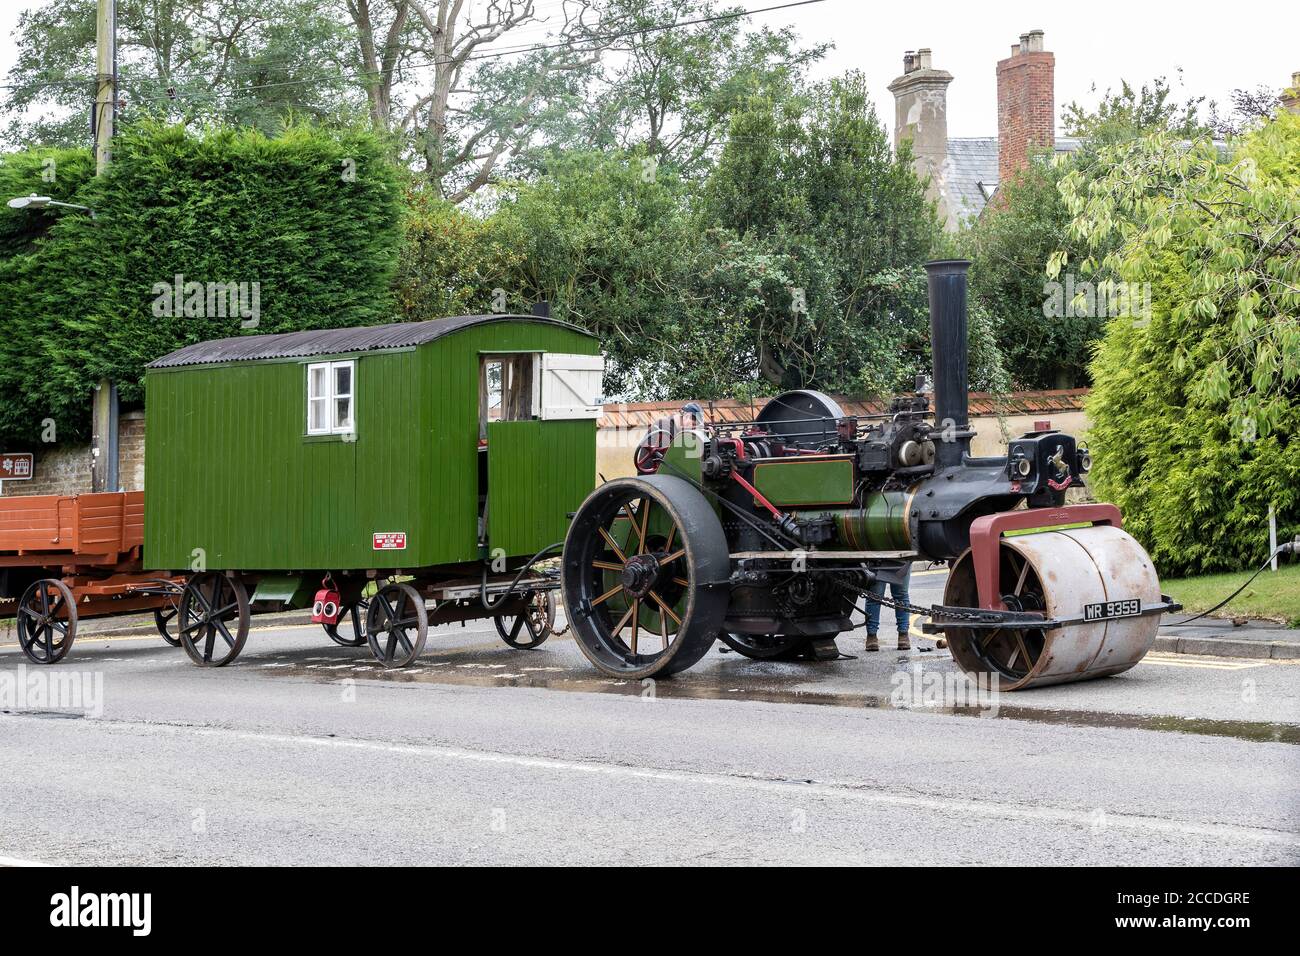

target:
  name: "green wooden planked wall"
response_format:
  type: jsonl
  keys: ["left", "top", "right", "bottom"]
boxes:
{"left": 144, "top": 319, "right": 599, "bottom": 573}
{"left": 487, "top": 419, "right": 595, "bottom": 557}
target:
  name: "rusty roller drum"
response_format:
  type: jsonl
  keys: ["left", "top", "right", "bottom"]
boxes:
{"left": 943, "top": 525, "right": 1162, "bottom": 690}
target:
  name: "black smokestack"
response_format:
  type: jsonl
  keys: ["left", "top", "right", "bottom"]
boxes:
{"left": 925, "top": 259, "right": 971, "bottom": 469}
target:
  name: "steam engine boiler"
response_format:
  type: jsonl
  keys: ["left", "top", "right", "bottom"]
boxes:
{"left": 561, "top": 260, "right": 1178, "bottom": 688}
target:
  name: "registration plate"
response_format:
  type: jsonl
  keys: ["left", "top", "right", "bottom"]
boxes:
{"left": 1083, "top": 598, "right": 1141, "bottom": 621}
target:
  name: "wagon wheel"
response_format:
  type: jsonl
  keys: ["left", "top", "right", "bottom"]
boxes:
{"left": 16, "top": 578, "right": 77, "bottom": 665}
{"left": 178, "top": 572, "right": 251, "bottom": 667}
{"left": 718, "top": 632, "right": 811, "bottom": 660}
{"left": 945, "top": 544, "right": 1047, "bottom": 683}
{"left": 324, "top": 599, "right": 370, "bottom": 647}
{"left": 154, "top": 592, "right": 182, "bottom": 647}
{"left": 562, "top": 475, "right": 730, "bottom": 679}
{"left": 365, "top": 583, "right": 428, "bottom": 669}
{"left": 494, "top": 589, "right": 556, "bottom": 649}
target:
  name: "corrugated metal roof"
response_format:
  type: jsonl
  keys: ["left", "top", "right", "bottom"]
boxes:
{"left": 598, "top": 389, "right": 1089, "bottom": 430}
{"left": 148, "top": 314, "right": 591, "bottom": 369}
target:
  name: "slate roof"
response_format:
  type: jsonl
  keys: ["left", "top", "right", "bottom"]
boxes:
{"left": 598, "top": 389, "right": 1089, "bottom": 430}
{"left": 148, "top": 314, "right": 589, "bottom": 369}
{"left": 942, "top": 137, "right": 1082, "bottom": 226}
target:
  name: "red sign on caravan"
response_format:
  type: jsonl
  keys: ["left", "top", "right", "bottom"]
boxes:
{"left": 372, "top": 532, "right": 407, "bottom": 551}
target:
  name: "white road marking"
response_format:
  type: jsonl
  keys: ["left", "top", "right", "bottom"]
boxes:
{"left": 25, "top": 715, "right": 1298, "bottom": 850}
{"left": 0, "top": 854, "right": 49, "bottom": 867}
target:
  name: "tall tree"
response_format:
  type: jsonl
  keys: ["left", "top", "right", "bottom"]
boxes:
{"left": 2, "top": 0, "right": 361, "bottom": 146}
{"left": 965, "top": 74, "right": 1218, "bottom": 389}
{"left": 331, "top": 0, "right": 620, "bottom": 200}
{"left": 697, "top": 73, "right": 949, "bottom": 393}
{"left": 1061, "top": 73, "right": 1211, "bottom": 144}
{"left": 573, "top": 0, "right": 826, "bottom": 177}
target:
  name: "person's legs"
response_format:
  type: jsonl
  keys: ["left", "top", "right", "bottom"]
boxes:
{"left": 892, "top": 576, "right": 912, "bottom": 650}
{"left": 864, "top": 578, "right": 884, "bottom": 651}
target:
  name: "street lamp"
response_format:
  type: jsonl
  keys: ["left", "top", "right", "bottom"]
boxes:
{"left": 6, "top": 193, "right": 96, "bottom": 218}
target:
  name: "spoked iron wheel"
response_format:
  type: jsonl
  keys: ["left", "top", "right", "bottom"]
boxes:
{"left": 154, "top": 591, "right": 182, "bottom": 647}
{"left": 494, "top": 589, "right": 556, "bottom": 649}
{"left": 178, "top": 572, "right": 251, "bottom": 667}
{"left": 324, "top": 599, "right": 370, "bottom": 647}
{"left": 16, "top": 578, "right": 77, "bottom": 665}
{"left": 562, "top": 475, "right": 730, "bottom": 679}
{"left": 365, "top": 583, "right": 428, "bottom": 668}
{"left": 718, "top": 632, "right": 810, "bottom": 660}
{"left": 944, "top": 543, "right": 1047, "bottom": 684}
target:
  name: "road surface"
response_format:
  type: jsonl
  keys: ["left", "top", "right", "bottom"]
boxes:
{"left": 1, "top": 567, "right": 1297, "bottom": 865}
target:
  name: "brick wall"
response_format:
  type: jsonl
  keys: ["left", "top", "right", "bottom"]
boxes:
{"left": 2, "top": 410, "right": 146, "bottom": 498}
{"left": 996, "top": 30, "right": 1054, "bottom": 185}
{"left": 118, "top": 412, "right": 146, "bottom": 492}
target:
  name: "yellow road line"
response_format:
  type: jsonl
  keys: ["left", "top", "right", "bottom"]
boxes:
{"left": 1141, "top": 653, "right": 1273, "bottom": 670}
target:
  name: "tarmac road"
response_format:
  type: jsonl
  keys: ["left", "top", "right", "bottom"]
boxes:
{"left": 0, "top": 566, "right": 1297, "bottom": 866}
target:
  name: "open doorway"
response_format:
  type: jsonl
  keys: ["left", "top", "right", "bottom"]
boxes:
{"left": 478, "top": 354, "right": 538, "bottom": 546}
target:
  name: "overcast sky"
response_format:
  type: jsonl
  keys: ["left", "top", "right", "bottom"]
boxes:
{"left": 0, "top": 0, "right": 1294, "bottom": 140}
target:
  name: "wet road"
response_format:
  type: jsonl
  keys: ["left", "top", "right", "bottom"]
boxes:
{"left": 1, "top": 567, "right": 1297, "bottom": 865}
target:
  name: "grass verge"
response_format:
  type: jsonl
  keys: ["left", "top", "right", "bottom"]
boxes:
{"left": 1161, "top": 563, "right": 1300, "bottom": 627}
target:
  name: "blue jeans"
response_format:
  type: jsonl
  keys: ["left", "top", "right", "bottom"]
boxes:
{"left": 865, "top": 573, "right": 910, "bottom": 636}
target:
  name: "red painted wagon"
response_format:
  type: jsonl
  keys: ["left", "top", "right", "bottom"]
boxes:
{"left": 0, "top": 491, "right": 184, "bottom": 664}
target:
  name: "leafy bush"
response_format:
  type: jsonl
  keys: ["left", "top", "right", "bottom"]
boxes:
{"left": 1062, "top": 113, "right": 1300, "bottom": 574}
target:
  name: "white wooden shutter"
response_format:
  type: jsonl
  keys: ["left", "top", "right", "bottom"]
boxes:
{"left": 540, "top": 353, "right": 604, "bottom": 420}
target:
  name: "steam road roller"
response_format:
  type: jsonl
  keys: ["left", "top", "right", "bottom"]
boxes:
{"left": 561, "top": 260, "right": 1180, "bottom": 688}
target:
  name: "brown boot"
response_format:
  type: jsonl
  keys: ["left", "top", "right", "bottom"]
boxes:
{"left": 896, "top": 631, "right": 911, "bottom": 651}
{"left": 865, "top": 633, "right": 880, "bottom": 652}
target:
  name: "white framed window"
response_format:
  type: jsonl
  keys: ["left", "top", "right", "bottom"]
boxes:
{"left": 307, "top": 360, "right": 356, "bottom": 435}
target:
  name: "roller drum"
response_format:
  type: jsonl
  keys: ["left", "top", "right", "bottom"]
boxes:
{"left": 944, "top": 524, "right": 1162, "bottom": 690}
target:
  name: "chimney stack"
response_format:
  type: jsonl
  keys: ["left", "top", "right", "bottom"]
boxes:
{"left": 1282, "top": 71, "right": 1300, "bottom": 114}
{"left": 996, "top": 29, "right": 1054, "bottom": 186}
{"left": 888, "top": 47, "right": 954, "bottom": 228}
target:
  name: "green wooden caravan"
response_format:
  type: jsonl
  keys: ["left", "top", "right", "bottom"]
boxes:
{"left": 144, "top": 314, "right": 603, "bottom": 668}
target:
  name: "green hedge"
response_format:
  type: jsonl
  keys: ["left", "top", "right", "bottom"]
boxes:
{"left": 0, "top": 122, "right": 402, "bottom": 445}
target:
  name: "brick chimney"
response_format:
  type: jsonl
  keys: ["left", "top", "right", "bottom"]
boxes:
{"left": 996, "top": 30, "right": 1054, "bottom": 185}
{"left": 1282, "top": 71, "right": 1300, "bottom": 114}
{"left": 888, "top": 48, "right": 954, "bottom": 227}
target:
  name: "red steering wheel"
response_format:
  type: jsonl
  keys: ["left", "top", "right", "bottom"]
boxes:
{"left": 634, "top": 427, "right": 675, "bottom": 474}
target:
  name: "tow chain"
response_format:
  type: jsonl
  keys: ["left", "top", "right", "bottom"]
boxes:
{"left": 829, "top": 568, "right": 997, "bottom": 626}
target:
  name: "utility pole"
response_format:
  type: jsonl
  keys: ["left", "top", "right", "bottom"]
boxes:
{"left": 94, "top": 0, "right": 115, "bottom": 173}
{"left": 90, "top": 0, "right": 117, "bottom": 490}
